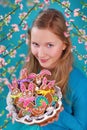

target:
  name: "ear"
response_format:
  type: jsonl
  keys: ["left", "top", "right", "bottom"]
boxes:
{"left": 62, "top": 44, "right": 66, "bottom": 50}
{"left": 20, "top": 83, "right": 26, "bottom": 92}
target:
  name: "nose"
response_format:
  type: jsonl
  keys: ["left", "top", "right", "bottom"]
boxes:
{"left": 38, "top": 47, "right": 46, "bottom": 58}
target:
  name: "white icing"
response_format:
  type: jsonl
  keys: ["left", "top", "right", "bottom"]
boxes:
{"left": 6, "top": 92, "right": 62, "bottom": 125}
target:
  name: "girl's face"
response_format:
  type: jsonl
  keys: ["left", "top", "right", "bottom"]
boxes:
{"left": 31, "top": 27, "right": 66, "bottom": 69}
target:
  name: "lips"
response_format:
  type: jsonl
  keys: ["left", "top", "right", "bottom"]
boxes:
{"left": 39, "top": 59, "right": 48, "bottom": 63}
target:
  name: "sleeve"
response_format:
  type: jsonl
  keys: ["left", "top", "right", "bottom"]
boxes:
{"left": 57, "top": 78, "right": 87, "bottom": 130}
{"left": 20, "top": 124, "right": 41, "bottom": 130}
{"left": 4, "top": 122, "right": 41, "bottom": 130}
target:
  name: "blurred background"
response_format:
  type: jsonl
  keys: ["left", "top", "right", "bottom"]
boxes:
{"left": 0, "top": 0, "right": 87, "bottom": 129}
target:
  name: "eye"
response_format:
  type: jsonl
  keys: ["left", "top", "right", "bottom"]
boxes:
{"left": 31, "top": 42, "right": 39, "bottom": 47}
{"left": 47, "top": 43, "right": 54, "bottom": 48}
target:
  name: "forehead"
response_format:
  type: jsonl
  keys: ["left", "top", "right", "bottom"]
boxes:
{"left": 31, "top": 27, "right": 60, "bottom": 43}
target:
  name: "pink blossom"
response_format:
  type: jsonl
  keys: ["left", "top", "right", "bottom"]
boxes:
{"left": 0, "top": 78, "right": 9, "bottom": 85}
{"left": 65, "top": 21, "right": 70, "bottom": 26}
{"left": 62, "top": 1, "right": 70, "bottom": 7}
{"left": 73, "top": 8, "right": 80, "bottom": 17}
{"left": 64, "top": 31, "right": 70, "bottom": 37}
{"left": 22, "top": 22, "right": 28, "bottom": 30}
{"left": 85, "top": 42, "right": 87, "bottom": 46}
{"left": 38, "top": 3, "right": 44, "bottom": 9}
{"left": 44, "top": 0, "right": 50, "bottom": 4}
{"left": 70, "top": 19, "right": 74, "bottom": 22}
{"left": 83, "top": 55, "right": 87, "bottom": 61}
{"left": 20, "top": 3, "right": 23, "bottom": 10}
{"left": 0, "top": 15, "right": 3, "bottom": 20}
{"left": 25, "top": 56, "right": 30, "bottom": 62}
{"left": 85, "top": 42, "right": 87, "bottom": 50}
{"left": 25, "top": 38, "right": 29, "bottom": 45}
{"left": 0, "top": 78, "right": 3, "bottom": 82}
{"left": 20, "top": 34, "right": 26, "bottom": 39}
{"left": 5, "top": 15, "right": 11, "bottom": 24}
{"left": 8, "top": 66, "right": 15, "bottom": 73}
{"left": 0, "top": 86, "right": 4, "bottom": 92}
{"left": 7, "top": 33, "right": 12, "bottom": 39}
{"left": 78, "top": 38, "right": 83, "bottom": 44}
{"left": 0, "top": 45, "right": 6, "bottom": 54}
{"left": 19, "top": 54, "right": 26, "bottom": 58}
{"left": 15, "top": 0, "right": 22, "bottom": 4}
{"left": 0, "top": 58, "right": 7, "bottom": 68}
{"left": 19, "top": 12, "right": 27, "bottom": 20}
{"left": 72, "top": 46, "right": 76, "bottom": 49}
{"left": 12, "top": 24, "right": 19, "bottom": 32}
{"left": 9, "top": 49, "right": 16, "bottom": 58}
{"left": 64, "top": 8, "right": 71, "bottom": 18}
{"left": 34, "top": 0, "right": 40, "bottom": 3}
{"left": 82, "top": 15, "right": 86, "bottom": 21}
{"left": 68, "top": 27, "right": 73, "bottom": 31}
{"left": 85, "top": 59, "right": 87, "bottom": 64}
{"left": 64, "top": 12, "right": 70, "bottom": 18}
{"left": 27, "top": 2, "right": 34, "bottom": 6}
{"left": 78, "top": 55, "right": 83, "bottom": 60}
{"left": 79, "top": 29, "right": 86, "bottom": 35}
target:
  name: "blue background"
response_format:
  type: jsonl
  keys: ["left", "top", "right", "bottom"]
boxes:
{"left": 0, "top": 0, "right": 87, "bottom": 129}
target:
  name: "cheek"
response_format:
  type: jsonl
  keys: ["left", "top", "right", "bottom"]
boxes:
{"left": 31, "top": 46, "right": 38, "bottom": 56}
{"left": 51, "top": 47, "right": 63, "bottom": 57}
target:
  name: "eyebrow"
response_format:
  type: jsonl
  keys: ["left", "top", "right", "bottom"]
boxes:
{"left": 31, "top": 41, "right": 39, "bottom": 44}
{"left": 31, "top": 41, "right": 56, "bottom": 44}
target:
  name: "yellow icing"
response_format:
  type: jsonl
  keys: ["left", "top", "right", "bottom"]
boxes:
{"left": 36, "top": 89, "right": 54, "bottom": 96}
{"left": 10, "top": 93, "right": 22, "bottom": 98}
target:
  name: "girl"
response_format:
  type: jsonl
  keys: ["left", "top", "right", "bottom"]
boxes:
{"left": 9, "top": 9, "right": 87, "bottom": 130}
{"left": 22, "top": 9, "right": 87, "bottom": 130}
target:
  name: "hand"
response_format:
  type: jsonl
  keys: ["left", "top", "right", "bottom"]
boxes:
{"left": 38, "top": 106, "right": 64, "bottom": 126}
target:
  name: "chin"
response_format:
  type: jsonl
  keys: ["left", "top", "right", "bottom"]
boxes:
{"left": 40, "top": 65, "right": 48, "bottom": 69}
{"left": 41, "top": 65, "right": 52, "bottom": 70}
{"left": 40, "top": 63, "right": 53, "bottom": 69}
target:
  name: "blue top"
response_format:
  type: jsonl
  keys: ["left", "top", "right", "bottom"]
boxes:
{"left": 42, "top": 67, "right": 87, "bottom": 130}
{"left": 4, "top": 67, "right": 87, "bottom": 130}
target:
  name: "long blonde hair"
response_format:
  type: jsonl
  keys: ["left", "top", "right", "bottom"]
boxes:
{"left": 24, "top": 9, "right": 73, "bottom": 95}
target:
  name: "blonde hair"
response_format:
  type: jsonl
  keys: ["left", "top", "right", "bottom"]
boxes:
{"left": 24, "top": 9, "right": 73, "bottom": 95}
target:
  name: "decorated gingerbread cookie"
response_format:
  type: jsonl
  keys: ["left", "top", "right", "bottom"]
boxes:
{"left": 6, "top": 69, "right": 62, "bottom": 125}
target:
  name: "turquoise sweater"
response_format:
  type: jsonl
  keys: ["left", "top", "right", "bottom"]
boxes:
{"left": 42, "top": 67, "right": 87, "bottom": 130}
{"left": 4, "top": 67, "right": 87, "bottom": 130}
